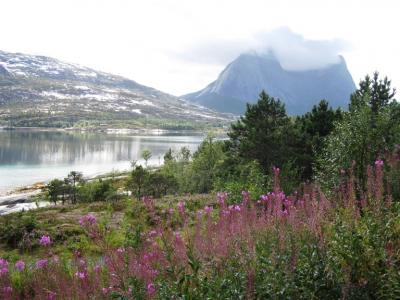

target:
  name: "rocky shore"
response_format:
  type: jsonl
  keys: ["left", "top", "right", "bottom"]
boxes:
{"left": 0, "top": 183, "right": 46, "bottom": 215}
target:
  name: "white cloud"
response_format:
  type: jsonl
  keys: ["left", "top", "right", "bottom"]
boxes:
{"left": 174, "top": 27, "right": 351, "bottom": 71}
{"left": 254, "top": 28, "right": 350, "bottom": 71}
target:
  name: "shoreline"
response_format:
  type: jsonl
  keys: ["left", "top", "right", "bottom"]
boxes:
{"left": 0, "top": 127, "right": 214, "bottom": 215}
{"left": 0, "top": 170, "right": 130, "bottom": 215}
{"left": 0, "top": 189, "right": 43, "bottom": 216}
{"left": 0, "top": 126, "right": 221, "bottom": 135}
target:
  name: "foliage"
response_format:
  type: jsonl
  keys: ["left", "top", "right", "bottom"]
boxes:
{"left": 294, "top": 100, "right": 343, "bottom": 180}
{"left": 77, "top": 179, "right": 120, "bottom": 203}
{"left": 1, "top": 157, "right": 400, "bottom": 299}
{"left": 227, "top": 90, "right": 295, "bottom": 172}
{"left": 158, "top": 137, "right": 225, "bottom": 194}
{"left": 214, "top": 160, "right": 270, "bottom": 203}
{"left": 185, "top": 135, "right": 226, "bottom": 193}
{"left": 317, "top": 72, "right": 400, "bottom": 192}
{"left": 225, "top": 92, "right": 341, "bottom": 188}
{"left": 126, "top": 166, "right": 178, "bottom": 199}
{"left": 43, "top": 171, "right": 124, "bottom": 205}
{"left": 44, "top": 179, "right": 65, "bottom": 205}
{"left": 0, "top": 214, "right": 38, "bottom": 250}
{"left": 126, "top": 165, "right": 148, "bottom": 200}
{"left": 141, "top": 150, "right": 152, "bottom": 167}
{"left": 3, "top": 71, "right": 400, "bottom": 298}
{"left": 66, "top": 171, "right": 83, "bottom": 204}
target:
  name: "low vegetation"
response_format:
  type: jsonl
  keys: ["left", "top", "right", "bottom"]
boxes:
{"left": 1, "top": 72, "right": 399, "bottom": 299}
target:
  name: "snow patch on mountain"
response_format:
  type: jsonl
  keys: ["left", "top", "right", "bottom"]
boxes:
{"left": 0, "top": 50, "right": 233, "bottom": 126}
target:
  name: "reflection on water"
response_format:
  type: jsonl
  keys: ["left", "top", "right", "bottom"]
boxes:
{"left": 0, "top": 129, "right": 205, "bottom": 194}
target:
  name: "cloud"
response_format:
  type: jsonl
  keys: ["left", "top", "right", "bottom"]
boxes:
{"left": 174, "top": 27, "right": 351, "bottom": 71}
{"left": 254, "top": 27, "right": 351, "bottom": 70}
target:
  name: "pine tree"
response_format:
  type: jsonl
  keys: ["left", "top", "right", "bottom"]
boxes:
{"left": 227, "top": 90, "right": 294, "bottom": 172}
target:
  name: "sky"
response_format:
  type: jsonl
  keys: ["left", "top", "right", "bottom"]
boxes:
{"left": 1, "top": 0, "right": 399, "bottom": 96}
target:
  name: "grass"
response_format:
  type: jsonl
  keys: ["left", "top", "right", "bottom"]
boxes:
{"left": 0, "top": 193, "right": 216, "bottom": 259}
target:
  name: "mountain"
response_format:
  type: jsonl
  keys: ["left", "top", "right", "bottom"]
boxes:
{"left": 0, "top": 50, "right": 231, "bottom": 129}
{"left": 183, "top": 52, "right": 356, "bottom": 115}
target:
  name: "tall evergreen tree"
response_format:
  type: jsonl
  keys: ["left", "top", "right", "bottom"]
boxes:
{"left": 295, "top": 100, "right": 342, "bottom": 180}
{"left": 227, "top": 91, "right": 294, "bottom": 172}
{"left": 66, "top": 171, "right": 83, "bottom": 204}
{"left": 350, "top": 72, "right": 396, "bottom": 113}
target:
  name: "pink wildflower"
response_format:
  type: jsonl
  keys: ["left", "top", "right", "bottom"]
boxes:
{"left": 47, "top": 291, "right": 57, "bottom": 300}
{"left": 15, "top": 260, "right": 25, "bottom": 271}
{"left": 148, "top": 230, "right": 158, "bottom": 238}
{"left": 217, "top": 192, "right": 227, "bottom": 206}
{"left": 174, "top": 231, "right": 182, "bottom": 240}
{"left": 36, "top": 259, "right": 48, "bottom": 269}
{"left": 273, "top": 166, "right": 280, "bottom": 173}
{"left": 147, "top": 282, "right": 156, "bottom": 295}
{"left": 39, "top": 235, "right": 51, "bottom": 246}
{"left": 242, "top": 191, "right": 250, "bottom": 203}
{"left": 79, "top": 213, "right": 97, "bottom": 226}
{"left": 375, "top": 159, "right": 384, "bottom": 167}
{"left": 0, "top": 258, "right": 8, "bottom": 267}
{"left": 94, "top": 265, "right": 102, "bottom": 273}
{"left": 177, "top": 201, "right": 185, "bottom": 213}
{"left": 2, "top": 286, "right": 12, "bottom": 296}
{"left": 0, "top": 258, "right": 9, "bottom": 275}
{"left": 222, "top": 209, "right": 230, "bottom": 216}
{"left": 75, "top": 271, "right": 87, "bottom": 279}
{"left": 204, "top": 205, "right": 213, "bottom": 214}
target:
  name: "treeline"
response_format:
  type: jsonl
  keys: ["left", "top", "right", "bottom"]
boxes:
{"left": 45, "top": 72, "right": 400, "bottom": 204}
{"left": 126, "top": 72, "right": 399, "bottom": 202}
{"left": 44, "top": 171, "right": 122, "bottom": 205}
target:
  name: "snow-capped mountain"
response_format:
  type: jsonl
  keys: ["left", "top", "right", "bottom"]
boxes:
{"left": 183, "top": 52, "right": 356, "bottom": 115}
{"left": 0, "top": 50, "right": 231, "bottom": 128}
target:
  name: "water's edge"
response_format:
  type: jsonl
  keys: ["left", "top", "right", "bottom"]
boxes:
{"left": 0, "top": 171, "right": 129, "bottom": 215}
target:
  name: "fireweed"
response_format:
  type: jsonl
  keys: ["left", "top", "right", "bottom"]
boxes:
{"left": 0, "top": 157, "right": 400, "bottom": 299}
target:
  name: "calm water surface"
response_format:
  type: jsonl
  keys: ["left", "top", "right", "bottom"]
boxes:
{"left": 0, "top": 129, "right": 205, "bottom": 195}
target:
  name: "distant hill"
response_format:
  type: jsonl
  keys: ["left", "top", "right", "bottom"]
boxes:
{"left": 183, "top": 52, "right": 356, "bottom": 115}
{"left": 0, "top": 50, "right": 231, "bottom": 129}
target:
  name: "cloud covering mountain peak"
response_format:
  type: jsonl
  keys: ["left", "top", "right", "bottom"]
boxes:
{"left": 176, "top": 27, "right": 350, "bottom": 71}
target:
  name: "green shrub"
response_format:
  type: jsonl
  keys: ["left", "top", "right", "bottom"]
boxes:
{"left": 0, "top": 213, "right": 38, "bottom": 249}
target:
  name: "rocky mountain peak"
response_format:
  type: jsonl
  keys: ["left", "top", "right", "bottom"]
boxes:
{"left": 183, "top": 52, "right": 356, "bottom": 115}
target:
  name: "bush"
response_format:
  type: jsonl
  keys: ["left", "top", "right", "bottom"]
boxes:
{"left": 78, "top": 179, "right": 117, "bottom": 202}
{"left": 214, "top": 160, "right": 270, "bottom": 203}
{"left": 0, "top": 213, "right": 37, "bottom": 249}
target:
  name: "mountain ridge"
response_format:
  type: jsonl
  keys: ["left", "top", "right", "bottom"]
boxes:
{"left": 183, "top": 52, "right": 356, "bottom": 115}
{"left": 0, "top": 50, "right": 231, "bottom": 129}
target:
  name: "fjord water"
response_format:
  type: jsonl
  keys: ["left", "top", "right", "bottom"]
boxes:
{"left": 0, "top": 129, "right": 204, "bottom": 195}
